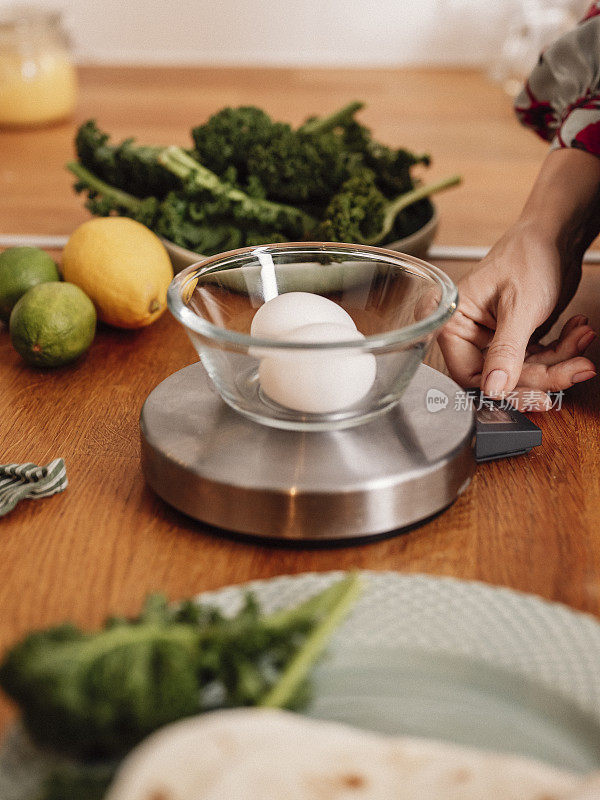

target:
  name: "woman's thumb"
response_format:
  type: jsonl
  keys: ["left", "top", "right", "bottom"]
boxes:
{"left": 482, "top": 309, "right": 535, "bottom": 397}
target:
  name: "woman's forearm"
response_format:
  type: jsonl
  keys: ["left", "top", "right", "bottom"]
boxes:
{"left": 516, "top": 147, "right": 600, "bottom": 265}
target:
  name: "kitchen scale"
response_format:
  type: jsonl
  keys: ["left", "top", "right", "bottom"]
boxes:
{"left": 140, "top": 362, "right": 541, "bottom": 543}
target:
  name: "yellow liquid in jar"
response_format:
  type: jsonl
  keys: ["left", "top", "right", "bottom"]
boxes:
{"left": 0, "top": 49, "right": 77, "bottom": 126}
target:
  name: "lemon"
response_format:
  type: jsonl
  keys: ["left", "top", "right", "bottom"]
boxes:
{"left": 0, "top": 247, "right": 60, "bottom": 322}
{"left": 61, "top": 217, "right": 174, "bottom": 329}
{"left": 10, "top": 282, "right": 96, "bottom": 367}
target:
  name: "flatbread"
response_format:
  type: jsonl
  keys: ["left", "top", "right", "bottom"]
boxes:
{"left": 105, "top": 708, "right": 596, "bottom": 800}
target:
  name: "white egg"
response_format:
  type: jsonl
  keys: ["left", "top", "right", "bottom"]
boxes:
{"left": 250, "top": 292, "right": 356, "bottom": 339}
{"left": 258, "top": 322, "right": 377, "bottom": 414}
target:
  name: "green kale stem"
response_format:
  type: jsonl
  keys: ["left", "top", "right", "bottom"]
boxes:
{"left": 263, "top": 575, "right": 358, "bottom": 630}
{"left": 365, "top": 174, "right": 462, "bottom": 245}
{"left": 158, "top": 147, "right": 236, "bottom": 196}
{"left": 298, "top": 101, "right": 365, "bottom": 136}
{"left": 158, "top": 146, "right": 317, "bottom": 235}
{"left": 259, "top": 572, "right": 363, "bottom": 708}
{"left": 66, "top": 161, "right": 144, "bottom": 212}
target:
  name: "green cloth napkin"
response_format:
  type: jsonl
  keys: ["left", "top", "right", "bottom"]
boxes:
{"left": 0, "top": 459, "right": 67, "bottom": 517}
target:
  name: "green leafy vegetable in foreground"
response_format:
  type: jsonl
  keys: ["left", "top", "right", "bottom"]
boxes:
{"left": 40, "top": 764, "right": 114, "bottom": 800}
{"left": 0, "top": 574, "right": 361, "bottom": 762}
{"left": 68, "top": 103, "right": 461, "bottom": 254}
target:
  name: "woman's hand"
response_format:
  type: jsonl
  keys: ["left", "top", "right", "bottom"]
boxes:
{"left": 438, "top": 223, "right": 596, "bottom": 408}
{"left": 437, "top": 147, "right": 600, "bottom": 408}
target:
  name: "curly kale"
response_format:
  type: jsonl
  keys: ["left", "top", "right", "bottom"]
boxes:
{"left": 319, "top": 169, "right": 461, "bottom": 245}
{"left": 67, "top": 150, "right": 301, "bottom": 253}
{"left": 68, "top": 105, "right": 461, "bottom": 253}
{"left": 317, "top": 168, "right": 386, "bottom": 243}
{"left": 157, "top": 146, "right": 316, "bottom": 238}
{"left": 339, "top": 120, "right": 431, "bottom": 197}
{"left": 75, "top": 121, "right": 180, "bottom": 199}
{"left": 191, "top": 103, "right": 363, "bottom": 204}
{"left": 191, "top": 106, "right": 287, "bottom": 180}
{"left": 300, "top": 102, "right": 431, "bottom": 197}
{"left": 150, "top": 190, "right": 245, "bottom": 252}
{"left": 68, "top": 161, "right": 160, "bottom": 227}
{"left": 0, "top": 575, "right": 361, "bottom": 761}
{"left": 244, "top": 129, "right": 355, "bottom": 204}
{"left": 242, "top": 103, "right": 368, "bottom": 203}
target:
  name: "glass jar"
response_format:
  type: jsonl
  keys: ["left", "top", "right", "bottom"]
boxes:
{"left": 0, "top": 6, "right": 77, "bottom": 127}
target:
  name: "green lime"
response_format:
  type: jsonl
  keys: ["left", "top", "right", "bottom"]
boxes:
{"left": 0, "top": 247, "right": 60, "bottom": 322}
{"left": 10, "top": 282, "right": 96, "bottom": 367}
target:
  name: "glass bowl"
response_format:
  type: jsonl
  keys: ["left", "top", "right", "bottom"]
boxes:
{"left": 167, "top": 242, "right": 457, "bottom": 431}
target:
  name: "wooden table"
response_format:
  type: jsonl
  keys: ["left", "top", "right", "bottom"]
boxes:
{"left": 1, "top": 67, "right": 599, "bottom": 733}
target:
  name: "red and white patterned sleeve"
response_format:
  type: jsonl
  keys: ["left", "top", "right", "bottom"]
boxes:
{"left": 514, "top": 2, "right": 600, "bottom": 156}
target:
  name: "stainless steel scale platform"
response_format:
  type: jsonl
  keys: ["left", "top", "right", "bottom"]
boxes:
{"left": 140, "top": 362, "right": 475, "bottom": 543}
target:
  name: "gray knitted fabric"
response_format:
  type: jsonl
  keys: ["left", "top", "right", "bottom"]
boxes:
{"left": 0, "top": 459, "right": 67, "bottom": 517}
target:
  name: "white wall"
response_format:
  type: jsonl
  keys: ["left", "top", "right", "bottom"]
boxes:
{"left": 0, "top": 0, "right": 590, "bottom": 66}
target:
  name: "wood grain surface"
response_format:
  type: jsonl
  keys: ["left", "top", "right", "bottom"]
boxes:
{"left": 1, "top": 66, "right": 599, "bottom": 733}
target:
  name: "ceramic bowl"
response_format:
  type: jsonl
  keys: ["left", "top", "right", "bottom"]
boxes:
{"left": 162, "top": 208, "right": 439, "bottom": 273}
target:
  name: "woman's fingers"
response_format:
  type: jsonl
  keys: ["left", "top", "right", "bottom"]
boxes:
{"left": 437, "top": 328, "right": 484, "bottom": 387}
{"left": 442, "top": 310, "right": 492, "bottom": 350}
{"left": 481, "top": 296, "right": 537, "bottom": 397}
{"left": 515, "top": 316, "right": 597, "bottom": 403}
{"left": 526, "top": 316, "right": 595, "bottom": 365}
{"left": 437, "top": 311, "right": 492, "bottom": 387}
{"left": 557, "top": 314, "right": 589, "bottom": 338}
{"left": 518, "top": 356, "right": 596, "bottom": 392}
{"left": 435, "top": 288, "right": 597, "bottom": 400}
